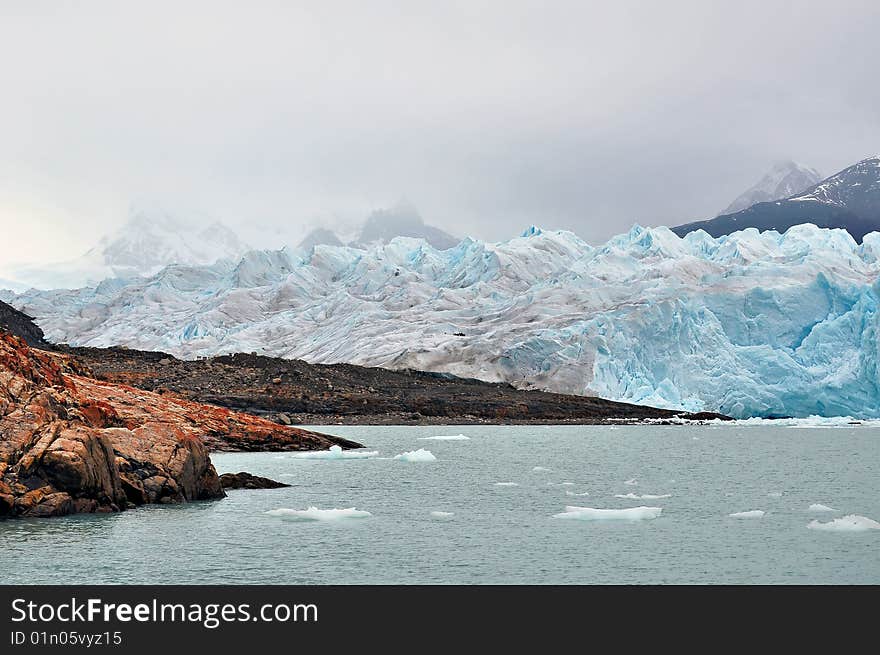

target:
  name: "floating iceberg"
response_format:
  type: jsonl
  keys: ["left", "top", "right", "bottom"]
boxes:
{"left": 767, "top": 492, "right": 783, "bottom": 498}
{"left": 494, "top": 482, "right": 519, "bottom": 487}
{"left": 729, "top": 510, "right": 765, "bottom": 518}
{"left": 807, "top": 515, "right": 880, "bottom": 532}
{"left": 419, "top": 434, "right": 469, "bottom": 441}
{"left": 289, "top": 445, "right": 379, "bottom": 459}
{"left": 393, "top": 448, "right": 437, "bottom": 462}
{"left": 265, "top": 507, "right": 372, "bottom": 521}
{"left": 430, "top": 511, "right": 455, "bottom": 518}
{"left": 614, "top": 493, "right": 671, "bottom": 500}
{"left": 547, "top": 482, "right": 575, "bottom": 487}
{"left": 623, "top": 479, "right": 638, "bottom": 486}
{"left": 532, "top": 466, "right": 553, "bottom": 472}
{"left": 565, "top": 491, "right": 590, "bottom": 497}
{"left": 553, "top": 506, "right": 662, "bottom": 521}
{"left": 808, "top": 504, "right": 836, "bottom": 512}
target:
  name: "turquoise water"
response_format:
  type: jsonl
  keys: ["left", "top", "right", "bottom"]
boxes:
{"left": 1, "top": 424, "right": 878, "bottom": 584}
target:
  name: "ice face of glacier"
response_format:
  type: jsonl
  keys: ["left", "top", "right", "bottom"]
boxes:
{"left": 4, "top": 223, "right": 880, "bottom": 419}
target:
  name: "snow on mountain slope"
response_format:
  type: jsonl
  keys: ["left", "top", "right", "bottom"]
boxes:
{"left": 5, "top": 208, "right": 250, "bottom": 290}
{"left": 722, "top": 161, "right": 822, "bottom": 214}
{"left": 674, "top": 156, "right": 880, "bottom": 243}
{"left": 4, "top": 224, "right": 880, "bottom": 419}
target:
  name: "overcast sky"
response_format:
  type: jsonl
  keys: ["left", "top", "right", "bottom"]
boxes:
{"left": 1, "top": 0, "right": 878, "bottom": 264}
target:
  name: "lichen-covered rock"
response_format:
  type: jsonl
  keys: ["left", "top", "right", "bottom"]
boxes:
{"left": 0, "top": 333, "right": 230, "bottom": 518}
{"left": 1, "top": 330, "right": 354, "bottom": 518}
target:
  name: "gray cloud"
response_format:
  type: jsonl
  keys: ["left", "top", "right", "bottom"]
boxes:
{"left": 1, "top": 0, "right": 878, "bottom": 261}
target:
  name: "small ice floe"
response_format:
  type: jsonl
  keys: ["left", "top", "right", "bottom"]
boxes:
{"left": 419, "top": 434, "right": 469, "bottom": 441}
{"left": 614, "top": 493, "right": 671, "bottom": 500}
{"left": 289, "top": 445, "right": 379, "bottom": 460}
{"left": 430, "top": 511, "right": 455, "bottom": 518}
{"left": 494, "top": 482, "right": 519, "bottom": 487}
{"left": 393, "top": 449, "right": 437, "bottom": 462}
{"left": 565, "top": 491, "right": 590, "bottom": 497}
{"left": 807, "top": 515, "right": 880, "bottom": 532}
{"left": 532, "top": 466, "right": 553, "bottom": 472}
{"left": 265, "top": 507, "right": 372, "bottom": 521}
{"left": 729, "top": 510, "right": 765, "bottom": 519}
{"left": 553, "top": 506, "right": 662, "bottom": 521}
{"left": 624, "top": 479, "right": 638, "bottom": 486}
{"left": 547, "top": 482, "right": 575, "bottom": 487}
{"left": 767, "top": 492, "right": 783, "bottom": 498}
{"left": 808, "top": 504, "right": 836, "bottom": 512}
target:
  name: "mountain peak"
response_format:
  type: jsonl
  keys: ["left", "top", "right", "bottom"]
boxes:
{"left": 674, "top": 155, "right": 880, "bottom": 243}
{"left": 4, "top": 208, "right": 251, "bottom": 290}
{"left": 721, "top": 160, "right": 822, "bottom": 214}
{"left": 350, "top": 204, "right": 459, "bottom": 250}
{"left": 297, "top": 228, "right": 344, "bottom": 250}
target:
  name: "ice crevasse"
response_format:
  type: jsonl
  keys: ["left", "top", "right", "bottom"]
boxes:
{"left": 6, "top": 223, "right": 880, "bottom": 419}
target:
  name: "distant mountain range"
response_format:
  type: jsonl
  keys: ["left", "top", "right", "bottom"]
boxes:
{"left": 674, "top": 156, "right": 880, "bottom": 242}
{"left": 298, "top": 203, "right": 459, "bottom": 251}
{"left": 2, "top": 204, "right": 459, "bottom": 292}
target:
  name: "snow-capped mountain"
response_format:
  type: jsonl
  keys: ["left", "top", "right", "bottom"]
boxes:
{"left": 4, "top": 208, "right": 251, "bottom": 290}
{"left": 5, "top": 223, "right": 880, "bottom": 419}
{"left": 674, "top": 156, "right": 880, "bottom": 242}
{"left": 721, "top": 161, "right": 822, "bottom": 214}
{"left": 350, "top": 203, "right": 459, "bottom": 250}
{"left": 297, "top": 204, "right": 459, "bottom": 253}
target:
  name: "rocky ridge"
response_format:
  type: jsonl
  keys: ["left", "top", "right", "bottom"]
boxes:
{"left": 62, "top": 346, "right": 725, "bottom": 424}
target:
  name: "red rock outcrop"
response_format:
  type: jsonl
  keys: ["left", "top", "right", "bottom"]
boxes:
{"left": 0, "top": 332, "right": 356, "bottom": 518}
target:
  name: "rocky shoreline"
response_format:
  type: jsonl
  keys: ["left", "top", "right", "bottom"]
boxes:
{"left": 0, "top": 300, "right": 729, "bottom": 520}
{"left": 0, "top": 331, "right": 360, "bottom": 519}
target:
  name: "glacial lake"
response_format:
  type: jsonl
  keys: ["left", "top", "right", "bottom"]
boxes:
{"left": 2, "top": 423, "right": 878, "bottom": 584}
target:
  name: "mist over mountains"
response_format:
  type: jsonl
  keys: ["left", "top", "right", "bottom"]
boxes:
{"left": 675, "top": 156, "right": 880, "bottom": 242}
{"left": 4, "top": 154, "right": 880, "bottom": 419}
{"left": 720, "top": 161, "right": 822, "bottom": 215}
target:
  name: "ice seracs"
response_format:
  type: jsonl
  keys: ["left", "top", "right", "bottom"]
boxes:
{"left": 8, "top": 221, "right": 880, "bottom": 419}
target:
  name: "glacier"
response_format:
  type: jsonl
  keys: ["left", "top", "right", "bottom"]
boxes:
{"left": 3, "top": 223, "right": 880, "bottom": 419}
